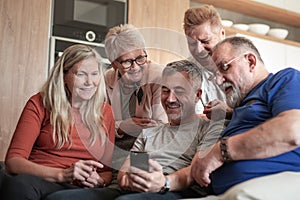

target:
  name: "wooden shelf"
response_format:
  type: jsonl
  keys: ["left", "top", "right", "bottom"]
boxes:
{"left": 191, "top": 0, "right": 300, "bottom": 28}
{"left": 225, "top": 27, "right": 300, "bottom": 47}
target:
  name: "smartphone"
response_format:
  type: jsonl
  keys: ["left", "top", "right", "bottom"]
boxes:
{"left": 130, "top": 151, "right": 149, "bottom": 172}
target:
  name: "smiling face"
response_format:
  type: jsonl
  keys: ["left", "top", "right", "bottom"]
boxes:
{"left": 186, "top": 21, "right": 225, "bottom": 60}
{"left": 161, "top": 71, "right": 200, "bottom": 126}
{"left": 113, "top": 49, "right": 146, "bottom": 85}
{"left": 64, "top": 56, "right": 100, "bottom": 108}
{"left": 212, "top": 43, "right": 253, "bottom": 107}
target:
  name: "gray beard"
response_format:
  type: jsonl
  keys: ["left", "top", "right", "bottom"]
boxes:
{"left": 226, "top": 86, "right": 243, "bottom": 108}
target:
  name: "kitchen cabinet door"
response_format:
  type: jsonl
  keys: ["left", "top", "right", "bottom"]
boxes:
{"left": 251, "top": 0, "right": 300, "bottom": 15}
{"left": 128, "top": 0, "right": 190, "bottom": 65}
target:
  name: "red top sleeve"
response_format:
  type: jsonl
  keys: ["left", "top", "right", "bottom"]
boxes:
{"left": 6, "top": 93, "right": 115, "bottom": 171}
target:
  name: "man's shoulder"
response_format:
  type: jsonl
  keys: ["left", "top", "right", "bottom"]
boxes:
{"left": 274, "top": 67, "right": 300, "bottom": 78}
{"left": 263, "top": 68, "right": 300, "bottom": 89}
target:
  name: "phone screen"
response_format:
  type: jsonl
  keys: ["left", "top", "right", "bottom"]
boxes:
{"left": 130, "top": 151, "right": 149, "bottom": 172}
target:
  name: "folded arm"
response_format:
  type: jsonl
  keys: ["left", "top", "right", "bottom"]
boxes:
{"left": 192, "top": 109, "right": 300, "bottom": 187}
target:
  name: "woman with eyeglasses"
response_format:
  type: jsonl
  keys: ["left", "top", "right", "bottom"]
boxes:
{"left": 0, "top": 44, "right": 115, "bottom": 199}
{"left": 103, "top": 24, "right": 168, "bottom": 174}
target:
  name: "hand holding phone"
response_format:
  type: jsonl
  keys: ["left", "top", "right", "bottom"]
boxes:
{"left": 130, "top": 151, "right": 149, "bottom": 172}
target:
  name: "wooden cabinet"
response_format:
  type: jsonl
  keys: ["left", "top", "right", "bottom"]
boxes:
{"left": 192, "top": 0, "right": 300, "bottom": 45}
{"left": 251, "top": 0, "right": 300, "bottom": 15}
{"left": 191, "top": 0, "right": 300, "bottom": 28}
{"left": 128, "top": 0, "right": 190, "bottom": 65}
{"left": 191, "top": 0, "right": 300, "bottom": 74}
{"left": 0, "top": 0, "right": 50, "bottom": 160}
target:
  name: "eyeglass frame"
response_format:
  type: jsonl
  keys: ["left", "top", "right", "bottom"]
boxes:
{"left": 116, "top": 54, "right": 148, "bottom": 70}
{"left": 218, "top": 53, "right": 248, "bottom": 73}
{"left": 209, "top": 53, "right": 249, "bottom": 82}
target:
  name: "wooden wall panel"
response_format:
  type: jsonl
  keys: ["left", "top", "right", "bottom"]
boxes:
{"left": 0, "top": 0, "right": 50, "bottom": 160}
{"left": 0, "top": 0, "right": 189, "bottom": 161}
{"left": 128, "top": 0, "right": 190, "bottom": 65}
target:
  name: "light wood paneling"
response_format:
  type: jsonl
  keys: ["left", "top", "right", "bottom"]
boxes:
{"left": 0, "top": 0, "right": 189, "bottom": 161}
{"left": 128, "top": 0, "right": 190, "bottom": 65}
{"left": 0, "top": 0, "right": 50, "bottom": 160}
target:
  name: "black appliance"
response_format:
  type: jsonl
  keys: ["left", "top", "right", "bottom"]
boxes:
{"left": 52, "top": 0, "right": 127, "bottom": 43}
{"left": 49, "top": 36, "right": 111, "bottom": 74}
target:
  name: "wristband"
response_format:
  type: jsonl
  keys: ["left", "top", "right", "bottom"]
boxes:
{"left": 220, "top": 137, "right": 232, "bottom": 162}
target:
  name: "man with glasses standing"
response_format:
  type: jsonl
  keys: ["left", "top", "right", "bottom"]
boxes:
{"left": 103, "top": 24, "right": 168, "bottom": 180}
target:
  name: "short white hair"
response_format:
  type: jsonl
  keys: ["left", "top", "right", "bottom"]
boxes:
{"left": 104, "top": 24, "right": 146, "bottom": 62}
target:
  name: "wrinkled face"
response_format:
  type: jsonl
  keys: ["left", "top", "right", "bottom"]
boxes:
{"left": 161, "top": 71, "right": 200, "bottom": 126}
{"left": 211, "top": 44, "right": 252, "bottom": 108}
{"left": 64, "top": 57, "right": 100, "bottom": 107}
{"left": 113, "top": 49, "right": 146, "bottom": 84}
{"left": 186, "top": 21, "right": 224, "bottom": 60}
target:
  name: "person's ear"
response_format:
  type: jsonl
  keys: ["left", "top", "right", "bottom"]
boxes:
{"left": 111, "top": 61, "right": 118, "bottom": 70}
{"left": 246, "top": 53, "right": 256, "bottom": 72}
{"left": 195, "top": 89, "right": 202, "bottom": 103}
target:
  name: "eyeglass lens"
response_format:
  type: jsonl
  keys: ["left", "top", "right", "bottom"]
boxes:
{"left": 120, "top": 55, "right": 147, "bottom": 69}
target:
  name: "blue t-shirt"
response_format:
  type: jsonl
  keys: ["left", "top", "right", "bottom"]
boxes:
{"left": 211, "top": 68, "right": 300, "bottom": 195}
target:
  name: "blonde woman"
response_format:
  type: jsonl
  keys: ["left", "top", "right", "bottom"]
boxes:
{"left": 1, "top": 44, "right": 115, "bottom": 199}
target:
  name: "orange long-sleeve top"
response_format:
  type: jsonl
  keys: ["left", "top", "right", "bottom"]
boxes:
{"left": 6, "top": 93, "right": 115, "bottom": 172}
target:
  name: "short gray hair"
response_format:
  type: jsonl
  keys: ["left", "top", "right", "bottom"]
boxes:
{"left": 163, "top": 60, "right": 203, "bottom": 91}
{"left": 104, "top": 24, "right": 146, "bottom": 62}
{"left": 212, "top": 36, "right": 264, "bottom": 63}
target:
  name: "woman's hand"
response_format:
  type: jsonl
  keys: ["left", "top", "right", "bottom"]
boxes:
{"left": 81, "top": 170, "right": 106, "bottom": 188}
{"left": 59, "top": 160, "right": 104, "bottom": 187}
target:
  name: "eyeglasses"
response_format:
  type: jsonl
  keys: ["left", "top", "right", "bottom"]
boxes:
{"left": 118, "top": 54, "right": 148, "bottom": 70}
{"left": 218, "top": 53, "right": 248, "bottom": 73}
{"left": 209, "top": 53, "right": 248, "bottom": 83}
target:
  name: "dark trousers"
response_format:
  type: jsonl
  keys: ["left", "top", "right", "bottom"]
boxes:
{"left": 0, "top": 172, "right": 79, "bottom": 200}
{"left": 115, "top": 191, "right": 182, "bottom": 200}
{"left": 115, "top": 184, "right": 211, "bottom": 200}
{"left": 0, "top": 171, "right": 213, "bottom": 200}
{"left": 44, "top": 187, "right": 123, "bottom": 200}
{"left": 0, "top": 170, "right": 10, "bottom": 192}
{"left": 45, "top": 187, "right": 182, "bottom": 200}
{"left": 43, "top": 183, "right": 210, "bottom": 200}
